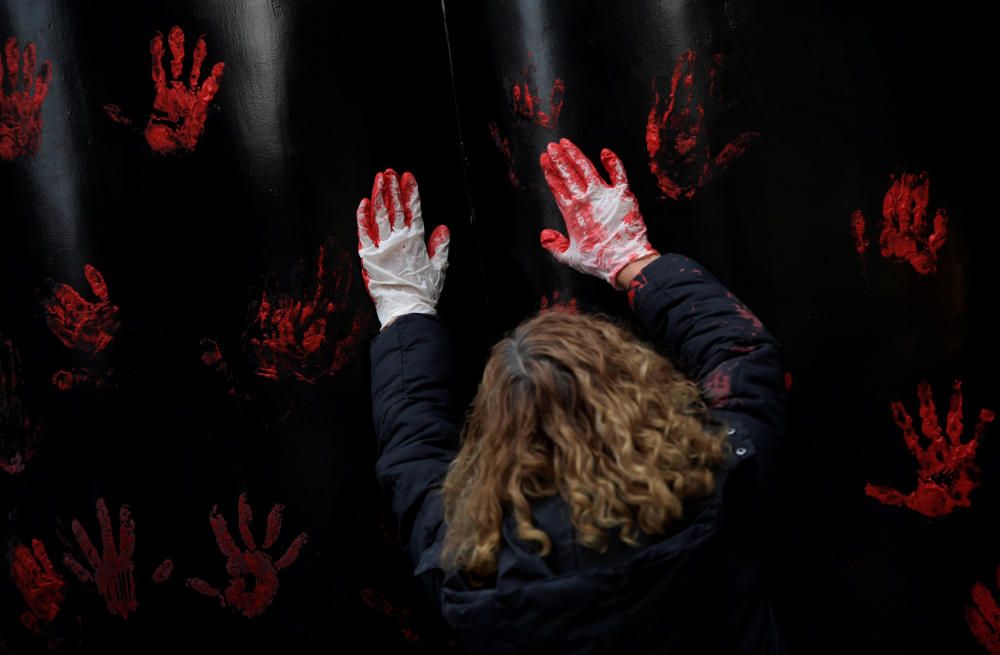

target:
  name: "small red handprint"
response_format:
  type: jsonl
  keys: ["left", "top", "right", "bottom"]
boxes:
{"left": 511, "top": 63, "right": 564, "bottom": 130}
{"left": 1, "top": 336, "right": 43, "bottom": 474}
{"left": 865, "top": 172, "right": 948, "bottom": 274}
{"left": 538, "top": 290, "right": 578, "bottom": 313}
{"left": 0, "top": 37, "right": 52, "bottom": 161}
{"left": 186, "top": 493, "right": 308, "bottom": 618}
{"left": 865, "top": 379, "right": 995, "bottom": 517}
{"left": 646, "top": 50, "right": 759, "bottom": 201}
{"left": 145, "top": 26, "right": 225, "bottom": 155}
{"left": 247, "top": 241, "right": 370, "bottom": 384}
{"left": 10, "top": 539, "right": 66, "bottom": 633}
{"left": 968, "top": 566, "right": 1000, "bottom": 654}
{"left": 62, "top": 498, "right": 138, "bottom": 618}
{"left": 39, "top": 264, "right": 120, "bottom": 355}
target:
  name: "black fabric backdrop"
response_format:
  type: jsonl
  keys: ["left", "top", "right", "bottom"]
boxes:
{"left": 1, "top": 1, "right": 996, "bottom": 653}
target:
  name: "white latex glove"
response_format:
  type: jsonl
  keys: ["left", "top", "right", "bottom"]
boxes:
{"left": 539, "top": 138, "right": 659, "bottom": 290}
{"left": 356, "top": 169, "right": 450, "bottom": 330}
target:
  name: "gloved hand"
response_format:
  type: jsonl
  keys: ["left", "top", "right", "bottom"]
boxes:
{"left": 356, "top": 169, "right": 450, "bottom": 330}
{"left": 539, "top": 138, "right": 659, "bottom": 290}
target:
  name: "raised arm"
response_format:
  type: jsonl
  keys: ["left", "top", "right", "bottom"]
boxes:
{"left": 537, "top": 138, "right": 786, "bottom": 487}
{"left": 357, "top": 169, "right": 456, "bottom": 600}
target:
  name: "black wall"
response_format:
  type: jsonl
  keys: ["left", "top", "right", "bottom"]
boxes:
{"left": 2, "top": 1, "right": 997, "bottom": 653}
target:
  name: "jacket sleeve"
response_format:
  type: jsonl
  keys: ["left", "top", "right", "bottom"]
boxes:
{"left": 369, "top": 312, "right": 461, "bottom": 603}
{"left": 627, "top": 253, "right": 787, "bottom": 492}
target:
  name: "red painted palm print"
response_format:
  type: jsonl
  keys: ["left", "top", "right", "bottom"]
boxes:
{"left": 40, "top": 264, "right": 120, "bottom": 354}
{"left": 247, "top": 242, "right": 369, "bottom": 383}
{"left": 145, "top": 26, "right": 225, "bottom": 155}
{"left": 646, "top": 50, "right": 758, "bottom": 201}
{"left": 63, "top": 498, "right": 139, "bottom": 618}
{"left": 10, "top": 539, "right": 66, "bottom": 633}
{"left": 865, "top": 379, "right": 995, "bottom": 517}
{"left": 0, "top": 37, "right": 52, "bottom": 160}
{"left": 186, "top": 493, "right": 308, "bottom": 618}
{"left": 1, "top": 336, "right": 42, "bottom": 474}
{"left": 852, "top": 172, "right": 948, "bottom": 274}
{"left": 511, "top": 63, "right": 564, "bottom": 130}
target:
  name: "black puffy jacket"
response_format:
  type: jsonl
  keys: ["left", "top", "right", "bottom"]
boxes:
{"left": 369, "top": 253, "right": 789, "bottom": 654}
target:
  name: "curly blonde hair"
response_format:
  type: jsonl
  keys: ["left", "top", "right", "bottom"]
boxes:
{"left": 440, "top": 308, "right": 730, "bottom": 579}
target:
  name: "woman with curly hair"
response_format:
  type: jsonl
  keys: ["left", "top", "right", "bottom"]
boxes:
{"left": 356, "top": 138, "right": 788, "bottom": 654}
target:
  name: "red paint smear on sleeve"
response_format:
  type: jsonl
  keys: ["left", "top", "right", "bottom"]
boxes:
{"left": 866, "top": 379, "right": 996, "bottom": 517}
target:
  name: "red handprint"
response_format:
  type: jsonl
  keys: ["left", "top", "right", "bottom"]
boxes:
{"left": 63, "top": 498, "right": 138, "bottom": 618}
{"left": 10, "top": 539, "right": 66, "bottom": 633}
{"left": 39, "top": 264, "right": 120, "bottom": 354}
{"left": 145, "top": 26, "right": 225, "bottom": 155}
{"left": 511, "top": 64, "right": 564, "bottom": 130}
{"left": 646, "top": 50, "right": 759, "bottom": 201}
{"left": 1, "top": 336, "right": 42, "bottom": 474}
{"left": 865, "top": 379, "right": 995, "bottom": 517}
{"left": 0, "top": 37, "right": 52, "bottom": 161}
{"left": 186, "top": 493, "right": 308, "bottom": 618}
{"left": 538, "top": 290, "right": 578, "bottom": 313}
{"left": 247, "top": 241, "right": 370, "bottom": 384}
{"left": 853, "top": 172, "right": 949, "bottom": 274}
{"left": 968, "top": 566, "right": 1000, "bottom": 654}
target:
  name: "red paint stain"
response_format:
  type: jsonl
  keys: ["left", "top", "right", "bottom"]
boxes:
{"left": 877, "top": 172, "right": 948, "bottom": 274}
{"left": 627, "top": 271, "right": 649, "bottom": 309}
{"left": 145, "top": 26, "right": 225, "bottom": 155}
{"left": 1, "top": 336, "right": 42, "bottom": 474}
{"left": 784, "top": 371, "right": 793, "bottom": 391}
{"left": 850, "top": 209, "right": 869, "bottom": 267}
{"left": 725, "top": 291, "right": 762, "bottom": 337}
{"left": 10, "top": 539, "right": 66, "bottom": 633}
{"left": 511, "top": 62, "right": 564, "bottom": 130}
{"left": 51, "top": 367, "right": 111, "bottom": 391}
{"left": 151, "top": 559, "right": 173, "bottom": 583}
{"left": 247, "top": 241, "right": 370, "bottom": 384}
{"left": 487, "top": 121, "right": 520, "bottom": 188}
{"left": 63, "top": 498, "right": 137, "bottom": 618}
{"left": 101, "top": 103, "right": 133, "bottom": 126}
{"left": 646, "top": 50, "right": 759, "bottom": 201}
{"left": 967, "top": 566, "right": 1000, "bottom": 654}
{"left": 539, "top": 290, "right": 578, "bottom": 313}
{"left": 40, "top": 264, "right": 120, "bottom": 354}
{"left": 865, "top": 379, "right": 996, "bottom": 517}
{"left": 702, "top": 366, "right": 733, "bottom": 408}
{"left": 185, "top": 492, "right": 308, "bottom": 618}
{"left": 0, "top": 37, "right": 52, "bottom": 161}
{"left": 361, "top": 587, "right": 421, "bottom": 643}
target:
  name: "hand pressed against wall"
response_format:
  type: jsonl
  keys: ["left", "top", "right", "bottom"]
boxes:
{"left": 0, "top": 37, "right": 52, "bottom": 160}
{"left": 356, "top": 169, "right": 450, "bottom": 330}
{"left": 538, "top": 138, "right": 659, "bottom": 289}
